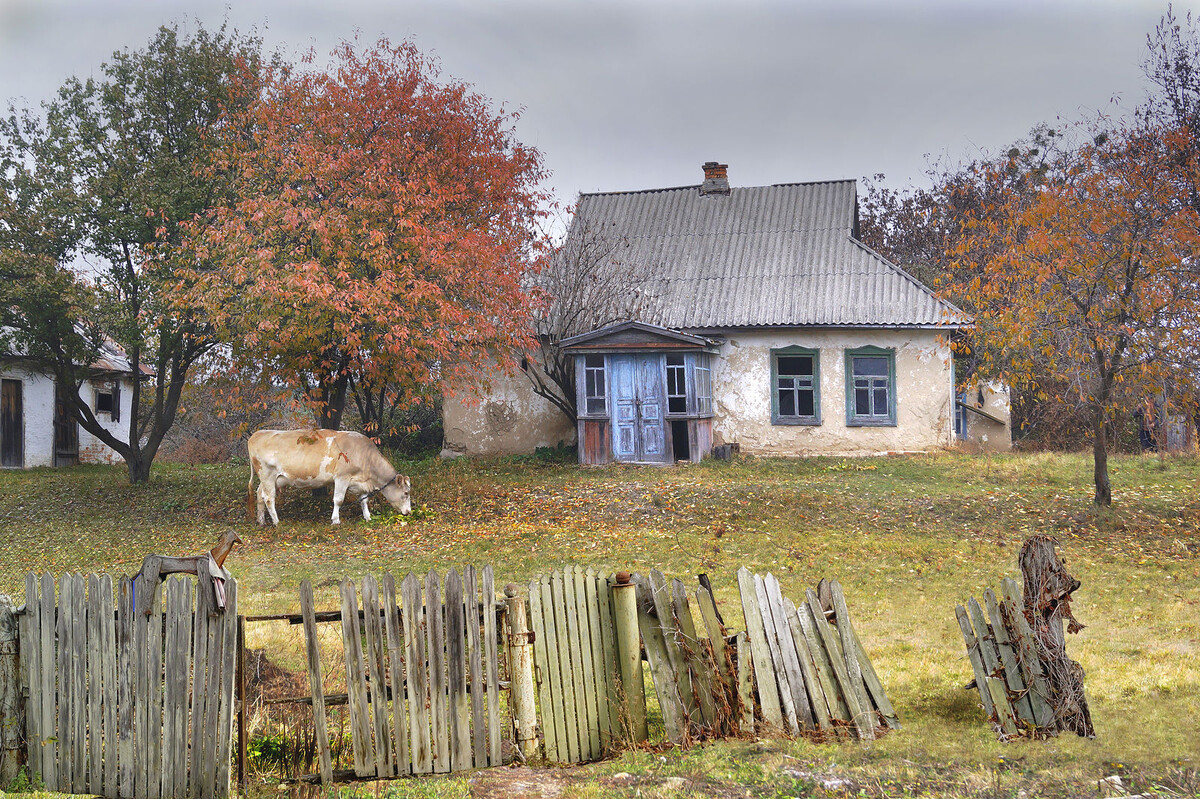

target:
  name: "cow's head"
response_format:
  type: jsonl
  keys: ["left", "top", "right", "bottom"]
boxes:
{"left": 381, "top": 474, "right": 412, "bottom": 515}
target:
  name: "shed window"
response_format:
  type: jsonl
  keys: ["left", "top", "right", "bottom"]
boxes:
{"left": 771, "top": 347, "right": 819, "bottom": 425}
{"left": 584, "top": 355, "right": 606, "bottom": 416}
{"left": 666, "top": 355, "right": 687, "bottom": 414}
{"left": 845, "top": 347, "right": 895, "bottom": 426}
{"left": 695, "top": 355, "right": 712, "bottom": 416}
{"left": 95, "top": 380, "right": 120, "bottom": 422}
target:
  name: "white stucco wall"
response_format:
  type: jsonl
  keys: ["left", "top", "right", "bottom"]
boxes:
{"left": 1, "top": 363, "right": 134, "bottom": 468}
{"left": 709, "top": 328, "right": 955, "bottom": 456}
{"left": 959, "top": 380, "right": 1012, "bottom": 453}
{"left": 442, "top": 363, "right": 576, "bottom": 458}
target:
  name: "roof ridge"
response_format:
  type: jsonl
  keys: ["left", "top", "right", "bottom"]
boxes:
{"left": 578, "top": 178, "right": 857, "bottom": 199}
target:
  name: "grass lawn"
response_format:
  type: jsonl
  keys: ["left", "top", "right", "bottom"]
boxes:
{"left": 1, "top": 450, "right": 1198, "bottom": 798}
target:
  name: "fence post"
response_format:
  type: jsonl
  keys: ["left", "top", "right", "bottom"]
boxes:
{"left": 503, "top": 584, "right": 538, "bottom": 761}
{"left": 0, "top": 595, "right": 21, "bottom": 788}
{"left": 611, "top": 573, "right": 648, "bottom": 742}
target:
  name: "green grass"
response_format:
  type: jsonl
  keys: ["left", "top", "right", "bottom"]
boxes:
{"left": 2, "top": 450, "right": 1198, "bottom": 797}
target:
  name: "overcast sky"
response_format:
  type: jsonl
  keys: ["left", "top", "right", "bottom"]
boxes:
{"left": 0, "top": 0, "right": 1191, "bottom": 211}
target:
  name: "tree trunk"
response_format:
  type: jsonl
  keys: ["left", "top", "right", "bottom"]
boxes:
{"left": 1019, "top": 536, "right": 1094, "bottom": 738}
{"left": 1091, "top": 404, "right": 1112, "bottom": 506}
{"left": 126, "top": 450, "right": 152, "bottom": 484}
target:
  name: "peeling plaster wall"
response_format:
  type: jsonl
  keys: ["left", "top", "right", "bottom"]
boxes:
{"left": 710, "top": 328, "right": 954, "bottom": 456}
{"left": 442, "top": 364, "right": 576, "bottom": 457}
{"left": 77, "top": 376, "right": 135, "bottom": 465}
{"left": 960, "top": 381, "right": 1013, "bottom": 453}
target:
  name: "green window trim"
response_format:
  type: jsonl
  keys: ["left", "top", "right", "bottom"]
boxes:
{"left": 771, "top": 345, "right": 821, "bottom": 425}
{"left": 845, "top": 345, "right": 896, "bottom": 427}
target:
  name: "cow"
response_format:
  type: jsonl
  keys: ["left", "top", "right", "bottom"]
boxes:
{"left": 247, "top": 429, "right": 412, "bottom": 525}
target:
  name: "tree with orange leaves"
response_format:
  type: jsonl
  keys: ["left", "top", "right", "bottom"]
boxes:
{"left": 960, "top": 121, "right": 1200, "bottom": 505}
{"left": 183, "top": 38, "right": 548, "bottom": 430}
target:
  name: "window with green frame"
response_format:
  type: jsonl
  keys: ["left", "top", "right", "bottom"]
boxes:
{"left": 845, "top": 346, "right": 896, "bottom": 426}
{"left": 771, "top": 346, "right": 820, "bottom": 425}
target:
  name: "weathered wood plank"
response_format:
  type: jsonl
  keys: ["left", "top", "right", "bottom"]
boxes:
{"left": 735, "top": 631, "right": 754, "bottom": 733}
{"left": 736, "top": 566, "right": 781, "bottom": 731}
{"left": 117, "top": 577, "right": 135, "bottom": 799}
{"left": 161, "top": 579, "right": 187, "bottom": 797}
{"left": 550, "top": 569, "right": 580, "bottom": 762}
{"left": 562, "top": 567, "right": 591, "bottom": 760}
{"left": 673, "top": 578, "right": 721, "bottom": 733}
{"left": 444, "top": 569, "right": 469, "bottom": 772}
{"left": 86, "top": 574, "right": 102, "bottom": 795}
{"left": 425, "top": 570, "right": 449, "bottom": 774}
{"left": 635, "top": 575, "right": 685, "bottom": 744}
{"left": 527, "top": 577, "right": 558, "bottom": 762}
{"left": 695, "top": 582, "right": 735, "bottom": 731}
{"left": 198, "top": 588, "right": 224, "bottom": 799}
{"left": 148, "top": 576, "right": 165, "bottom": 799}
{"left": 71, "top": 575, "right": 86, "bottom": 796}
{"left": 99, "top": 574, "right": 117, "bottom": 798}
{"left": 1000, "top": 578, "right": 1055, "bottom": 729}
{"left": 361, "top": 575, "right": 391, "bottom": 777}
{"left": 647, "top": 570, "right": 693, "bottom": 730}
{"left": 988, "top": 675, "right": 1019, "bottom": 735}
{"left": 763, "top": 575, "right": 813, "bottom": 732}
{"left": 595, "top": 572, "right": 620, "bottom": 747}
{"left": 572, "top": 566, "right": 600, "bottom": 760}
{"left": 482, "top": 566, "right": 501, "bottom": 766}
{"left": 187, "top": 574, "right": 210, "bottom": 799}
{"left": 829, "top": 580, "right": 876, "bottom": 740}
{"left": 984, "top": 588, "right": 1034, "bottom": 726}
{"left": 843, "top": 615, "right": 899, "bottom": 730}
{"left": 401, "top": 573, "right": 431, "bottom": 775}
{"left": 38, "top": 574, "right": 59, "bottom": 792}
{"left": 339, "top": 579, "right": 374, "bottom": 777}
{"left": 806, "top": 588, "right": 869, "bottom": 739}
{"left": 55, "top": 575, "right": 71, "bottom": 795}
{"left": 464, "top": 566, "right": 486, "bottom": 767}
{"left": 754, "top": 574, "right": 798, "bottom": 735}
{"left": 783, "top": 597, "right": 831, "bottom": 731}
{"left": 968, "top": 597, "right": 1005, "bottom": 719}
{"left": 382, "top": 573, "right": 409, "bottom": 776}
{"left": 214, "top": 578, "right": 239, "bottom": 798}
{"left": 21, "top": 575, "right": 42, "bottom": 784}
{"left": 797, "top": 595, "right": 845, "bottom": 725}
{"left": 583, "top": 567, "right": 608, "bottom": 752}
{"left": 299, "top": 581, "right": 334, "bottom": 786}
{"left": 955, "top": 604, "right": 995, "bottom": 719}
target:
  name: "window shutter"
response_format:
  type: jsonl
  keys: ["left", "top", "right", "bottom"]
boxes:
{"left": 111, "top": 379, "right": 121, "bottom": 423}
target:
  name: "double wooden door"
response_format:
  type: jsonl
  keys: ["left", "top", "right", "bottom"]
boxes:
{"left": 610, "top": 354, "right": 668, "bottom": 464}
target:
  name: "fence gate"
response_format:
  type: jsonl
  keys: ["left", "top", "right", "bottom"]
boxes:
{"left": 298, "top": 566, "right": 504, "bottom": 785}
{"left": 19, "top": 572, "right": 239, "bottom": 799}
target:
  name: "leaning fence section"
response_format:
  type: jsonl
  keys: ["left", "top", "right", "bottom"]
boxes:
{"left": 18, "top": 572, "right": 238, "bottom": 799}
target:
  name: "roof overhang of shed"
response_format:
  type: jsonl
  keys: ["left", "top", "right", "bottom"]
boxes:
{"left": 561, "top": 321, "right": 719, "bottom": 353}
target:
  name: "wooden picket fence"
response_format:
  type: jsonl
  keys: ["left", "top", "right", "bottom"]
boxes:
{"left": 18, "top": 572, "right": 238, "bottom": 799}
{"left": 956, "top": 578, "right": 1056, "bottom": 737}
{"left": 297, "top": 567, "right": 503, "bottom": 785}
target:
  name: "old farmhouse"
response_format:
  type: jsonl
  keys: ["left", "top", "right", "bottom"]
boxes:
{"left": 443, "top": 163, "right": 1009, "bottom": 463}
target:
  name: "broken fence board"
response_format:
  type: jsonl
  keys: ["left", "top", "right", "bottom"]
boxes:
{"left": 382, "top": 573, "right": 410, "bottom": 776}
{"left": 999, "top": 578, "right": 1055, "bottom": 730}
{"left": 830, "top": 580, "right": 877, "bottom": 740}
{"left": 806, "top": 588, "right": 870, "bottom": 739}
{"left": 425, "top": 570, "right": 449, "bottom": 774}
{"left": 483, "top": 567, "right": 501, "bottom": 766}
{"left": 340, "top": 579, "right": 374, "bottom": 777}
{"left": 635, "top": 575, "right": 686, "bottom": 744}
{"left": 984, "top": 588, "right": 1035, "bottom": 727}
{"left": 299, "top": 581, "right": 335, "bottom": 785}
{"left": 671, "top": 578, "right": 718, "bottom": 732}
{"left": 955, "top": 604, "right": 996, "bottom": 719}
{"left": 402, "top": 573, "right": 432, "bottom": 775}
{"left": 445, "top": 569, "right": 470, "bottom": 772}
{"left": 783, "top": 597, "right": 832, "bottom": 731}
{"left": 764, "top": 574, "right": 815, "bottom": 733}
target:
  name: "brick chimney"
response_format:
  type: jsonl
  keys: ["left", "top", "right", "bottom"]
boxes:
{"left": 700, "top": 161, "right": 730, "bottom": 196}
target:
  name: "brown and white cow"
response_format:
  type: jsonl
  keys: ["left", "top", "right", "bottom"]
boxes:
{"left": 247, "top": 429, "right": 412, "bottom": 525}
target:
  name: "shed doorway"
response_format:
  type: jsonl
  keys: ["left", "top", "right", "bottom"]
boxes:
{"left": 53, "top": 386, "right": 78, "bottom": 466}
{"left": 1, "top": 379, "right": 22, "bottom": 467}
{"left": 610, "top": 353, "right": 669, "bottom": 464}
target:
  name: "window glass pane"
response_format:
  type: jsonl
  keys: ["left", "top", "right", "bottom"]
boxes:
{"left": 854, "top": 356, "right": 888, "bottom": 377}
{"left": 856, "top": 388, "right": 870, "bottom": 415}
{"left": 96, "top": 391, "right": 115, "bottom": 414}
{"left": 777, "top": 376, "right": 794, "bottom": 391}
{"left": 666, "top": 354, "right": 684, "bottom": 366}
{"left": 668, "top": 396, "right": 686, "bottom": 414}
{"left": 780, "top": 391, "right": 796, "bottom": 416}
{"left": 778, "top": 355, "right": 812, "bottom": 376}
{"left": 797, "top": 391, "right": 814, "bottom": 417}
{"left": 873, "top": 387, "right": 889, "bottom": 415}
{"left": 585, "top": 354, "right": 603, "bottom": 368}
{"left": 586, "top": 398, "right": 605, "bottom": 415}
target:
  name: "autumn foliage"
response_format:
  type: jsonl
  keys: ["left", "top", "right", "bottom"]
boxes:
{"left": 183, "top": 38, "right": 549, "bottom": 429}
{"left": 958, "top": 121, "right": 1200, "bottom": 504}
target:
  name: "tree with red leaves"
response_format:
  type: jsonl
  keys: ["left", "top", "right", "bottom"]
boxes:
{"left": 184, "top": 38, "right": 549, "bottom": 430}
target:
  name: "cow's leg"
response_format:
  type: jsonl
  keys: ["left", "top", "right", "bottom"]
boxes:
{"left": 331, "top": 479, "right": 346, "bottom": 525}
{"left": 360, "top": 494, "right": 371, "bottom": 521}
{"left": 264, "top": 478, "right": 280, "bottom": 526}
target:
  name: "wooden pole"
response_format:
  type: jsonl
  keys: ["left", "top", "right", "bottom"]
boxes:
{"left": 503, "top": 584, "right": 538, "bottom": 762}
{"left": 0, "top": 595, "right": 21, "bottom": 788}
{"left": 610, "top": 572, "right": 647, "bottom": 743}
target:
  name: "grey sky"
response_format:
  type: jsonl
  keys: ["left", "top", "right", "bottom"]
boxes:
{"left": 0, "top": 0, "right": 1187, "bottom": 211}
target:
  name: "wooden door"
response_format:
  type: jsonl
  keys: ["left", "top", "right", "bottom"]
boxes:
{"left": 610, "top": 355, "right": 667, "bottom": 464}
{"left": 53, "top": 386, "right": 78, "bottom": 466}
{"left": 1, "top": 379, "right": 22, "bottom": 467}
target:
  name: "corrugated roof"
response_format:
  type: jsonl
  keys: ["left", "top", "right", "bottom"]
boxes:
{"left": 572, "top": 179, "right": 966, "bottom": 329}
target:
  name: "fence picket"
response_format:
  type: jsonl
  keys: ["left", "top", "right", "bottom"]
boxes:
{"left": 187, "top": 576, "right": 209, "bottom": 799}
{"left": 695, "top": 583, "right": 735, "bottom": 733}
{"left": 100, "top": 574, "right": 117, "bottom": 798}
{"left": 754, "top": 574, "right": 798, "bottom": 735}
{"left": 527, "top": 578, "right": 557, "bottom": 762}
{"left": 597, "top": 573, "right": 622, "bottom": 742}
{"left": 161, "top": 579, "right": 186, "bottom": 797}
{"left": 382, "top": 573, "right": 409, "bottom": 776}
{"left": 574, "top": 566, "right": 600, "bottom": 760}
{"left": 444, "top": 569, "right": 469, "bottom": 771}
{"left": 425, "top": 570, "right": 449, "bottom": 774}
{"left": 671, "top": 578, "right": 718, "bottom": 731}
{"left": 549, "top": 570, "right": 580, "bottom": 762}
{"left": 735, "top": 631, "right": 753, "bottom": 732}
{"left": 984, "top": 588, "right": 1034, "bottom": 725}
{"left": 199, "top": 589, "right": 225, "bottom": 799}
{"left": 585, "top": 569, "right": 610, "bottom": 748}
{"left": 999, "top": 578, "right": 1054, "bottom": 728}
{"left": 464, "top": 566, "right": 486, "bottom": 767}
{"left": 361, "top": 574, "right": 391, "bottom": 777}
{"left": 762, "top": 576, "right": 813, "bottom": 732}
{"left": 118, "top": 578, "right": 134, "bottom": 799}
{"left": 340, "top": 579, "right": 374, "bottom": 777}
{"left": 214, "top": 579, "right": 239, "bottom": 798}
{"left": 830, "top": 581, "right": 876, "bottom": 739}
{"left": 401, "top": 574, "right": 431, "bottom": 774}
{"left": 783, "top": 598, "right": 831, "bottom": 731}
{"left": 22, "top": 575, "right": 42, "bottom": 782}
{"left": 796, "top": 599, "right": 847, "bottom": 723}
{"left": 807, "top": 588, "right": 868, "bottom": 738}
{"left": 299, "top": 581, "right": 334, "bottom": 785}
{"left": 483, "top": 566, "right": 501, "bottom": 766}
{"left": 635, "top": 575, "right": 685, "bottom": 744}
{"left": 87, "top": 575, "right": 103, "bottom": 794}
{"left": 736, "top": 567, "right": 779, "bottom": 731}
{"left": 57, "top": 574, "right": 73, "bottom": 794}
